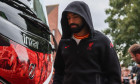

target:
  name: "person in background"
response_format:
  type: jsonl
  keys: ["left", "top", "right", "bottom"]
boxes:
{"left": 129, "top": 64, "right": 140, "bottom": 84}
{"left": 53, "top": 1, "right": 121, "bottom": 84}
{"left": 128, "top": 44, "right": 140, "bottom": 84}
{"left": 122, "top": 68, "right": 131, "bottom": 84}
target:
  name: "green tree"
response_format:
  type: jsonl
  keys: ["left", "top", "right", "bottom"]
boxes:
{"left": 33, "top": 0, "right": 47, "bottom": 24}
{"left": 104, "top": 0, "right": 140, "bottom": 67}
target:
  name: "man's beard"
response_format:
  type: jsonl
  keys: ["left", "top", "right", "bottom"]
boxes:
{"left": 69, "top": 23, "right": 85, "bottom": 33}
{"left": 137, "top": 61, "right": 140, "bottom": 64}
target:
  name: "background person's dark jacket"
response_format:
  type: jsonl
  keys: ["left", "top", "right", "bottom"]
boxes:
{"left": 53, "top": 1, "right": 121, "bottom": 84}
{"left": 131, "top": 66, "right": 140, "bottom": 84}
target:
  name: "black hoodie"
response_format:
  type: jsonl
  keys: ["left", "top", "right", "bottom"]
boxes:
{"left": 53, "top": 1, "right": 121, "bottom": 84}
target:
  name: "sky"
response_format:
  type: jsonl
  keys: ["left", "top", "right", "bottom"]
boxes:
{"left": 40, "top": 0, "right": 110, "bottom": 33}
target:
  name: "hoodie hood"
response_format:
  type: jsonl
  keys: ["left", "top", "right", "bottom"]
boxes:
{"left": 61, "top": 1, "right": 94, "bottom": 39}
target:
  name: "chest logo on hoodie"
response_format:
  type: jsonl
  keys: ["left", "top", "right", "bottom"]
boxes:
{"left": 65, "top": 45, "right": 70, "bottom": 49}
{"left": 87, "top": 42, "right": 94, "bottom": 50}
{"left": 110, "top": 42, "right": 114, "bottom": 48}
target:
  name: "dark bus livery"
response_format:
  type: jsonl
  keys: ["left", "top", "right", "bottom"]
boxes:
{"left": 0, "top": 0, "right": 56, "bottom": 84}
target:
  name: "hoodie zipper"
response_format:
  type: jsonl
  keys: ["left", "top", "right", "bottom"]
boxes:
{"left": 96, "top": 74, "right": 101, "bottom": 84}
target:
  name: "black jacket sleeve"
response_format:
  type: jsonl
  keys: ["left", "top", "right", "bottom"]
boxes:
{"left": 53, "top": 41, "right": 65, "bottom": 84}
{"left": 100, "top": 36, "right": 121, "bottom": 84}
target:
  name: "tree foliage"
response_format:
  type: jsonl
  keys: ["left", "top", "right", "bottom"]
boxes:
{"left": 104, "top": 0, "right": 140, "bottom": 67}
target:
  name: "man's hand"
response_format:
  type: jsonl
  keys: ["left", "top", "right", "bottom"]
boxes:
{"left": 129, "top": 79, "right": 136, "bottom": 84}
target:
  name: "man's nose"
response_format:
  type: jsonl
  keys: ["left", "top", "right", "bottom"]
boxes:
{"left": 131, "top": 58, "right": 136, "bottom": 61}
{"left": 68, "top": 18, "right": 74, "bottom": 24}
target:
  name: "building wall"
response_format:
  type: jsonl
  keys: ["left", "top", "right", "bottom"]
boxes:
{"left": 46, "top": 4, "right": 61, "bottom": 46}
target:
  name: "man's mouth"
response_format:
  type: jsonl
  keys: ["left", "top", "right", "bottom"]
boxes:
{"left": 70, "top": 25, "right": 77, "bottom": 28}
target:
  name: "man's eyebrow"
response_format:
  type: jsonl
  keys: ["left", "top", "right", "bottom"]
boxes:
{"left": 73, "top": 13, "right": 79, "bottom": 16}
